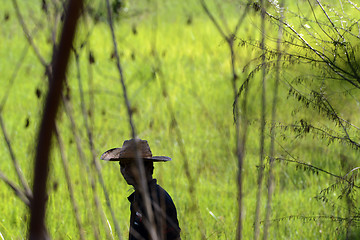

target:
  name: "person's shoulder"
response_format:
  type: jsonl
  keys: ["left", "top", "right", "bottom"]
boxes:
{"left": 127, "top": 191, "right": 135, "bottom": 203}
{"left": 155, "top": 183, "right": 175, "bottom": 203}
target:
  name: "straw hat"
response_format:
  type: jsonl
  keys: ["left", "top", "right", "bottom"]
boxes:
{"left": 100, "top": 139, "right": 172, "bottom": 162}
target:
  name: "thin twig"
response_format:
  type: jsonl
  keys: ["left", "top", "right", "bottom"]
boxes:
{"left": 163, "top": 82, "right": 207, "bottom": 239}
{"left": 105, "top": 0, "right": 157, "bottom": 239}
{"left": 234, "top": 4, "right": 250, "bottom": 35}
{"left": 61, "top": 92, "right": 101, "bottom": 240}
{"left": 55, "top": 8, "right": 101, "bottom": 239}
{"left": 200, "top": 0, "right": 227, "bottom": 40}
{"left": 200, "top": 1, "right": 249, "bottom": 239}
{"left": 148, "top": 5, "right": 206, "bottom": 238}
{"left": 73, "top": 48, "right": 117, "bottom": 239}
{"left": 307, "top": 0, "right": 337, "bottom": 44}
{"left": 11, "top": 0, "right": 49, "bottom": 69}
{"left": 262, "top": 214, "right": 357, "bottom": 224}
{"left": 344, "top": 167, "right": 360, "bottom": 178}
{"left": 315, "top": 92, "right": 360, "bottom": 149}
{"left": 274, "top": 157, "right": 360, "bottom": 188}
{"left": 264, "top": 8, "right": 360, "bottom": 88}
{"left": 54, "top": 124, "right": 85, "bottom": 240}
{"left": 0, "top": 44, "right": 30, "bottom": 113}
{"left": 0, "top": 170, "right": 30, "bottom": 207}
{"left": 346, "top": 0, "right": 360, "bottom": 11}
{"left": 215, "top": 0, "right": 231, "bottom": 35}
{"left": 315, "top": 0, "right": 345, "bottom": 42}
{"left": 308, "top": 1, "right": 360, "bottom": 82}
{"left": 0, "top": 114, "right": 32, "bottom": 200}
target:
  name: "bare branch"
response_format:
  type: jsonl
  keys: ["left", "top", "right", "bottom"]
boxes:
{"left": 61, "top": 92, "right": 102, "bottom": 240}
{"left": 73, "top": 48, "right": 118, "bottom": 239}
{"left": 263, "top": 7, "right": 360, "bottom": 88}
{"left": 11, "top": 0, "right": 49, "bottom": 68}
{"left": 315, "top": 0, "right": 345, "bottom": 42}
{"left": 148, "top": 7, "right": 206, "bottom": 238}
{"left": 200, "top": 0, "right": 228, "bottom": 40}
{"left": 200, "top": 1, "right": 250, "bottom": 239}
{"left": 105, "top": 0, "right": 157, "bottom": 239}
{"left": 0, "top": 114, "right": 32, "bottom": 199}
{"left": 54, "top": 124, "right": 85, "bottom": 240}
{"left": 214, "top": 0, "right": 231, "bottom": 35}
{"left": 0, "top": 45, "right": 30, "bottom": 112}
{"left": 0, "top": 170, "right": 30, "bottom": 207}
{"left": 346, "top": 0, "right": 360, "bottom": 11}
{"left": 274, "top": 157, "right": 360, "bottom": 188}
{"left": 234, "top": 4, "right": 250, "bottom": 36}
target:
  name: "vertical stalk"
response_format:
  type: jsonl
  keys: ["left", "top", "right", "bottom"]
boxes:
{"left": 104, "top": 0, "right": 157, "bottom": 239}
{"left": 254, "top": 0, "right": 267, "bottom": 239}
{"left": 199, "top": 1, "right": 248, "bottom": 239}
{"left": 61, "top": 93, "right": 101, "bottom": 240}
{"left": 263, "top": 1, "right": 284, "bottom": 239}
{"left": 73, "top": 50, "right": 114, "bottom": 239}
{"left": 231, "top": 37, "right": 243, "bottom": 240}
{"left": 236, "top": 75, "right": 250, "bottom": 240}
{"left": 54, "top": 124, "right": 85, "bottom": 240}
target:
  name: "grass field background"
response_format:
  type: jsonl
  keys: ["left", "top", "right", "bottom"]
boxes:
{"left": 1, "top": 0, "right": 359, "bottom": 239}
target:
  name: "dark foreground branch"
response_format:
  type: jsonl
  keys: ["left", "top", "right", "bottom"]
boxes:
{"left": 29, "top": 0, "right": 83, "bottom": 239}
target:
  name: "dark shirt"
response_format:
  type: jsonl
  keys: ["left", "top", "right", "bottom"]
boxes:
{"left": 128, "top": 179, "right": 181, "bottom": 240}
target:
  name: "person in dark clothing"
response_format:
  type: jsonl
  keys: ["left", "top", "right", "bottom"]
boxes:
{"left": 100, "top": 139, "right": 181, "bottom": 240}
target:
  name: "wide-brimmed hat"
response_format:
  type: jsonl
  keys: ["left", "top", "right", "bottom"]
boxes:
{"left": 100, "top": 139, "right": 172, "bottom": 162}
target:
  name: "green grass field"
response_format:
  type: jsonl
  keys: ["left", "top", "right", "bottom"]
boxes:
{"left": 1, "top": 0, "right": 359, "bottom": 239}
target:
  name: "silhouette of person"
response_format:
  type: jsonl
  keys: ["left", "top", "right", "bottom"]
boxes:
{"left": 101, "top": 139, "right": 181, "bottom": 240}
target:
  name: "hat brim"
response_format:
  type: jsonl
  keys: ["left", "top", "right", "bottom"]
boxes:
{"left": 100, "top": 148, "right": 172, "bottom": 162}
